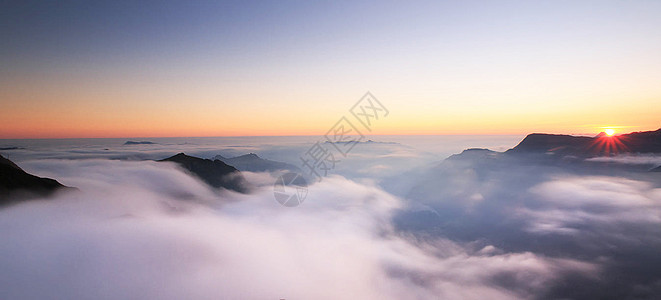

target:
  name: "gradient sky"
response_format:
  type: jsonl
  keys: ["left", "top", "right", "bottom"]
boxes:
{"left": 1, "top": 0, "right": 660, "bottom": 138}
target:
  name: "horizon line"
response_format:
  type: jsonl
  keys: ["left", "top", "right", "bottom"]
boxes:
{"left": 2, "top": 128, "right": 658, "bottom": 141}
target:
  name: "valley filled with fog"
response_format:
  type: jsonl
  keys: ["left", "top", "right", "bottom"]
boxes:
{"left": 1, "top": 135, "right": 660, "bottom": 300}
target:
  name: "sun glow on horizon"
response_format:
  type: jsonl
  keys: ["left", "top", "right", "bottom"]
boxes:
{"left": 604, "top": 128, "right": 616, "bottom": 136}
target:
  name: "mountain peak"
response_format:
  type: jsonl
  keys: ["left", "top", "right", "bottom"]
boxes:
{"left": 461, "top": 148, "right": 494, "bottom": 153}
{"left": 1, "top": 154, "right": 71, "bottom": 203}
{"left": 213, "top": 152, "right": 301, "bottom": 173}
{"left": 447, "top": 148, "right": 497, "bottom": 161}
{"left": 239, "top": 153, "right": 259, "bottom": 159}
{"left": 159, "top": 153, "right": 249, "bottom": 193}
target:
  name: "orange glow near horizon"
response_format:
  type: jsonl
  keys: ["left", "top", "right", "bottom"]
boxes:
{"left": 0, "top": 118, "right": 658, "bottom": 140}
{"left": 0, "top": 90, "right": 659, "bottom": 140}
{"left": 1, "top": 78, "right": 659, "bottom": 139}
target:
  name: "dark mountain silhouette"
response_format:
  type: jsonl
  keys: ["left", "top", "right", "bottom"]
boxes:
{"left": 212, "top": 153, "right": 301, "bottom": 173}
{"left": 506, "top": 134, "right": 593, "bottom": 155}
{"left": 403, "top": 128, "right": 661, "bottom": 217}
{"left": 1, "top": 154, "right": 71, "bottom": 204}
{"left": 124, "top": 141, "right": 156, "bottom": 145}
{"left": 506, "top": 128, "right": 661, "bottom": 157}
{"left": 159, "top": 153, "right": 249, "bottom": 193}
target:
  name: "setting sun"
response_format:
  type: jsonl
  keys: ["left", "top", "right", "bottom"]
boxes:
{"left": 604, "top": 129, "right": 616, "bottom": 136}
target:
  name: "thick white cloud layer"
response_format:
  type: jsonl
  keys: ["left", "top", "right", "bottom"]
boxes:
{"left": 586, "top": 155, "right": 661, "bottom": 167}
{"left": 3, "top": 136, "right": 661, "bottom": 299}
{"left": 522, "top": 176, "right": 661, "bottom": 235}
{"left": 0, "top": 159, "right": 596, "bottom": 300}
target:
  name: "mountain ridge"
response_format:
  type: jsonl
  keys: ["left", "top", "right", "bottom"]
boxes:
{"left": 506, "top": 128, "right": 661, "bottom": 156}
{"left": 159, "top": 153, "right": 250, "bottom": 193}
{"left": 0, "top": 154, "right": 72, "bottom": 204}
{"left": 212, "top": 153, "right": 301, "bottom": 174}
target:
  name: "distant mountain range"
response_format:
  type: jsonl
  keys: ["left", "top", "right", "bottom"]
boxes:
{"left": 0, "top": 154, "right": 71, "bottom": 204}
{"left": 212, "top": 153, "right": 301, "bottom": 173}
{"left": 506, "top": 128, "right": 661, "bottom": 156}
{"left": 2, "top": 129, "right": 659, "bottom": 205}
{"left": 400, "top": 128, "right": 661, "bottom": 237}
{"left": 159, "top": 153, "right": 250, "bottom": 193}
{"left": 439, "top": 128, "right": 661, "bottom": 171}
{"left": 0, "top": 151, "right": 290, "bottom": 203}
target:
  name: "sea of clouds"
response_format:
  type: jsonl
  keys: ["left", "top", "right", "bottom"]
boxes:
{"left": 1, "top": 136, "right": 660, "bottom": 299}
